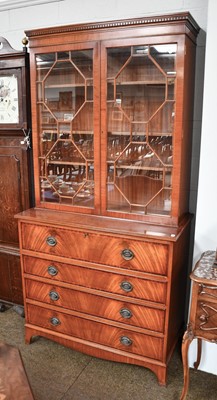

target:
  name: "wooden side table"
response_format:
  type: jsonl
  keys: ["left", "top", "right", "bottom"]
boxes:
{"left": 180, "top": 250, "right": 217, "bottom": 399}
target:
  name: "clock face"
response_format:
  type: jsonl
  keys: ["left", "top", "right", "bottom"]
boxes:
{"left": 0, "top": 75, "right": 19, "bottom": 124}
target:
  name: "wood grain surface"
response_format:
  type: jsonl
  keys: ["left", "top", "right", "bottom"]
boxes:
{"left": 0, "top": 342, "right": 34, "bottom": 400}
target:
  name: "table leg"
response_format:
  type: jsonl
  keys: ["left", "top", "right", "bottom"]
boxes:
{"left": 194, "top": 338, "right": 202, "bottom": 369}
{"left": 180, "top": 325, "right": 194, "bottom": 400}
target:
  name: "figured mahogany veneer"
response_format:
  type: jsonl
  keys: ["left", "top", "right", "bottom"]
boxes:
{"left": 16, "top": 208, "right": 191, "bottom": 385}
{"left": 21, "top": 223, "right": 168, "bottom": 274}
{"left": 16, "top": 12, "right": 199, "bottom": 387}
{"left": 25, "top": 279, "right": 165, "bottom": 332}
{"left": 23, "top": 255, "right": 167, "bottom": 303}
{"left": 26, "top": 303, "right": 164, "bottom": 360}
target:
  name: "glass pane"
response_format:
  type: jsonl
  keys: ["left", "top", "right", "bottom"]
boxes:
{"left": 146, "top": 188, "right": 172, "bottom": 215}
{"left": 167, "top": 78, "right": 175, "bottom": 100}
{"left": 149, "top": 136, "right": 173, "bottom": 166}
{"left": 71, "top": 103, "right": 93, "bottom": 134}
{"left": 106, "top": 43, "right": 176, "bottom": 216}
{"left": 149, "top": 102, "right": 175, "bottom": 136}
{"left": 44, "top": 61, "right": 85, "bottom": 121}
{"left": 150, "top": 44, "right": 176, "bottom": 74}
{"left": 36, "top": 49, "right": 94, "bottom": 208}
{"left": 36, "top": 53, "right": 55, "bottom": 81}
{"left": 71, "top": 50, "right": 93, "bottom": 79}
{"left": 57, "top": 51, "right": 70, "bottom": 60}
{"left": 107, "top": 183, "right": 131, "bottom": 213}
{"left": 107, "top": 133, "right": 130, "bottom": 162}
{"left": 116, "top": 55, "right": 166, "bottom": 84}
{"left": 107, "top": 47, "right": 131, "bottom": 78}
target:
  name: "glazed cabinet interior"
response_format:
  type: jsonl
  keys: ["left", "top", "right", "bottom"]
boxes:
{"left": 16, "top": 13, "right": 199, "bottom": 385}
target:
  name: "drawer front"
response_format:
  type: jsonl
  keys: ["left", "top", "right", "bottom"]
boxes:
{"left": 21, "top": 224, "right": 168, "bottom": 275}
{"left": 23, "top": 256, "right": 167, "bottom": 304}
{"left": 26, "top": 303, "right": 164, "bottom": 360}
{"left": 198, "top": 283, "right": 217, "bottom": 301}
{"left": 195, "top": 300, "right": 217, "bottom": 334}
{"left": 25, "top": 279, "right": 165, "bottom": 332}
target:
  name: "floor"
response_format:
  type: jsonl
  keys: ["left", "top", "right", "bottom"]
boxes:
{"left": 0, "top": 306, "right": 216, "bottom": 400}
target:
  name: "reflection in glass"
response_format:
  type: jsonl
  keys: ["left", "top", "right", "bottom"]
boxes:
{"left": 106, "top": 43, "right": 176, "bottom": 216}
{"left": 37, "top": 49, "right": 94, "bottom": 207}
{"left": 107, "top": 47, "right": 131, "bottom": 77}
{"left": 149, "top": 103, "right": 175, "bottom": 135}
{"left": 150, "top": 44, "right": 176, "bottom": 74}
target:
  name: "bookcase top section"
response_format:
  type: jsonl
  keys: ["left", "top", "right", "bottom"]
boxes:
{"left": 25, "top": 12, "right": 200, "bottom": 40}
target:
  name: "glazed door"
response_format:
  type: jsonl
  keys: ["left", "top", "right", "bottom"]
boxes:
{"left": 33, "top": 42, "right": 100, "bottom": 213}
{"left": 101, "top": 39, "right": 177, "bottom": 221}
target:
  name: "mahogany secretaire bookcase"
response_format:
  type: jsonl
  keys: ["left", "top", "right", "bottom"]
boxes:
{"left": 15, "top": 12, "right": 200, "bottom": 385}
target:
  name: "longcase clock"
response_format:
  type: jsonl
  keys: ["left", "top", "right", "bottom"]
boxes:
{"left": 0, "top": 37, "right": 32, "bottom": 307}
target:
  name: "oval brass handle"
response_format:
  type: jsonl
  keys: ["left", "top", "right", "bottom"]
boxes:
{"left": 47, "top": 265, "right": 58, "bottom": 276}
{"left": 121, "top": 249, "right": 134, "bottom": 261}
{"left": 49, "top": 291, "right": 60, "bottom": 301}
{"left": 50, "top": 317, "right": 60, "bottom": 326}
{"left": 120, "top": 281, "right": 133, "bottom": 293}
{"left": 46, "top": 236, "right": 57, "bottom": 247}
{"left": 120, "top": 308, "right": 132, "bottom": 319}
{"left": 120, "top": 336, "right": 133, "bottom": 346}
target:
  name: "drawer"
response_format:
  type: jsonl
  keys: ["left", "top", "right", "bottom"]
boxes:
{"left": 23, "top": 256, "right": 167, "bottom": 304}
{"left": 195, "top": 301, "right": 217, "bottom": 333}
{"left": 21, "top": 223, "right": 168, "bottom": 275}
{"left": 26, "top": 303, "right": 164, "bottom": 360}
{"left": 198, "top": 283, "right": 217, "bottom": 301}
{"left": 25, "top": 279, "right": 165, "bottom": 332}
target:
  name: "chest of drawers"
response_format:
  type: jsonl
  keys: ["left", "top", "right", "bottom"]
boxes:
{"left": 16, "top": 208, "right": 191, "bottom": 385}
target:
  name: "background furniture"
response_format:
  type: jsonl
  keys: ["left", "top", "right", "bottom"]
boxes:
{"left": 0, "top": 341, "right": 34, "bottom": 399}
{"left": 16, "top": 12, "right": 199, "bottom": 385}
{"left": 0, "top": 37, "right": 32, "bottom": 306}
{"left": 181, "top": 250, "right": 217, "bottom": 399}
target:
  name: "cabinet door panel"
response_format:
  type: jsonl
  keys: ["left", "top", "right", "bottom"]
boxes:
{"left": 0, "top": 149, "right": 22, "bottom": 243}
{"left": 35, "top": 44, "right": 100, "bottom": 213}
{"left": 0, "top": 252, "right": 23, "bottom": 304}
{"left": 102, "top": 42, "right": 177, "bottom": 219}
{"left": 0, "top": 142, "right": 29, "bottom": 304}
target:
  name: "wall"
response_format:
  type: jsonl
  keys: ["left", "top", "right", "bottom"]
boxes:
{"left": 0, "top": 0, "right": 208, "bottom": 52}
{"left": 188, "top": 0, "right": 217, "bottom": 375}
{"left": 0, "top": 0, "right": 214, "bottom": 374}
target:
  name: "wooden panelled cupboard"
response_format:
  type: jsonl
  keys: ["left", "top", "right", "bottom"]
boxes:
{"left": 0, "top": 37, "right": 32, "bottom": 306}
{"left": 16, "top": 12, "right": 200, "bottom": 384}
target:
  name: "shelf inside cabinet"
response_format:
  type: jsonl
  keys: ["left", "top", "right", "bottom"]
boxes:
{"left": 111, "top": 164, "right": 171, "bottom": 172}
{"left": 108, "top": 131, "right": 173, "bottom": 137}
{"left": 45, "top": 160, "right": 88, "bottom": 166}
{"left": 43, "top": 83, "right": 92, "bottom": 88}
{"left": 115, "top": 80, "right": 167, "bottom": 86}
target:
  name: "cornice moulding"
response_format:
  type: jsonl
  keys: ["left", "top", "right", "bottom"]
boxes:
{"left": 25, "top": 12, "right": 200, "bottom": 39}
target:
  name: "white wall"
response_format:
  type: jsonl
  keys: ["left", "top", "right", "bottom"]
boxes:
{"left": 0, "top": 0, "right": 208, "bottom": 51}
{"left": 1, "top": 0, "right": 215, "bottom": 375}
{"left": 188, "top": 0, "right": 217, "bottom": 375}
